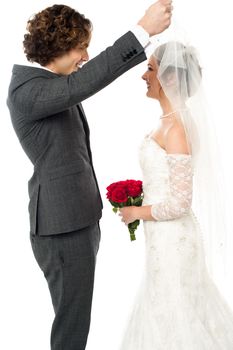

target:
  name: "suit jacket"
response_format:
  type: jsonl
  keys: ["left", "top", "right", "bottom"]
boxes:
{"left": 7, "top": 31, "right": 147, "bottom": 236}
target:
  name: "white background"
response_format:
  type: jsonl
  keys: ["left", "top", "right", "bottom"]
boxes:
{"left": 1, "top": 0, "right": 233, "bottom": 349}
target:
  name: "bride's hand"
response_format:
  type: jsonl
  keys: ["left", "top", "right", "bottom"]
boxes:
{"left": 119, "top": 207, "right": 138, "bottom": 225}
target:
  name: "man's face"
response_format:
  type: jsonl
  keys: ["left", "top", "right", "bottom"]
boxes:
{"left": 46, "top": 34, "right": 91, "bottom": 75}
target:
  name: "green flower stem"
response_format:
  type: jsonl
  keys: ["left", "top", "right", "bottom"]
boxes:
{"left": 128, "top": 219, "right": 140, "bottom": 241}
{"left": 129, "top": 228, "right": 136, "bottom": 241}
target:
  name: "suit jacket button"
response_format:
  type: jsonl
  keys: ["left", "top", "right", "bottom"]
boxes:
{"left": 121, "top": 53, "right": 127, "bottom": 61}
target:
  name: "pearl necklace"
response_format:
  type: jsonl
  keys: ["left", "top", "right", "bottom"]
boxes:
{"left": 159, "top": 108, "right": 188, "bottom": 119}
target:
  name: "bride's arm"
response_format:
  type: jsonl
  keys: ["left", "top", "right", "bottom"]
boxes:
{"left": 149, "top": 152, "right": 193, "bottom": 221}
{"left": 119, "top": 125, "right": 193, "bottom": 224}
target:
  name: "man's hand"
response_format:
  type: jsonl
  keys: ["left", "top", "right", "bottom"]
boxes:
{"left": 138, "top": 0, "right": 173, "bottom": 37}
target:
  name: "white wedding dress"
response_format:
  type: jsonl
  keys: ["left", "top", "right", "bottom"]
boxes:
{"left": 119, "top": 132, "right": 233, "bottom": 350}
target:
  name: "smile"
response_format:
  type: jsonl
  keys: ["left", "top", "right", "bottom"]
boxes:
{"left": 75, "top": 62, "right": 83, "bottom": 69}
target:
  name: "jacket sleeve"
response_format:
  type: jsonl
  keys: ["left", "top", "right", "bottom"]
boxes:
{"left": 10, "top": 31, "right": 146, "bottom": 120}
{"left": 151, "top": 154, "right": 194, "bottom": 221}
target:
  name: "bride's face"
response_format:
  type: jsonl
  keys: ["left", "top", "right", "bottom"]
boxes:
{"left": 142, "top": 56, "right": 162, "bottom": 100}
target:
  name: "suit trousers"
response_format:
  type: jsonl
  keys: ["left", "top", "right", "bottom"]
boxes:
{"left": 30, "top": 221, "right": 101, "bottom": 350}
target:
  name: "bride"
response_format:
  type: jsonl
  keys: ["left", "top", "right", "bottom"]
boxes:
{"left": 118, "top": 40, "right": 233, "bottom": 349}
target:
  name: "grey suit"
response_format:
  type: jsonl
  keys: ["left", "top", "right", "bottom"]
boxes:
{"left": 7, "top": 31, "right": 146, "bottom": 349}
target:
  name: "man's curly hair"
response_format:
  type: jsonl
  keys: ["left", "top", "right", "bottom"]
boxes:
{"left": 23, "top": 4, "right": 92, "bottom": 66}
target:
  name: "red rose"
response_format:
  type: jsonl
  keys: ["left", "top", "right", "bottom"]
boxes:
{"left": 106, "top": 180, "right": 143, "bottom": 202}
{"left": 126, "top": 180, "right": 143, "bottom": 197}
{"left": 106, "top": 182, "right": 118, "bottom": 199}
{"left": 106, "top": 181, "right": 128, "bottom": 201}
{"left": 106, "top": 179, "right": 144, "bottom": 241}
{"left": 110, "top": 186, "right": 128, "bottom": 203}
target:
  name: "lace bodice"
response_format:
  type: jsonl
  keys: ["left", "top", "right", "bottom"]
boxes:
{"left": 139, "top": 133, "right": 194, "bottom": 221}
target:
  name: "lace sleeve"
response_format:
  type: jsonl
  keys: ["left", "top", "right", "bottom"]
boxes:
{"left": 151, "top": 154, "right": 193, "bottom": 221}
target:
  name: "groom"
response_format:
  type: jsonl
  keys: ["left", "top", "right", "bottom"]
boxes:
{"left": 7, "top": 2, "right": 172, "bottom": 349}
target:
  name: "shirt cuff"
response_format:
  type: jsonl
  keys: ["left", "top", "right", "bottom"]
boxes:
{"left": 130, "top": 25, "right": 151, "bottom": 51}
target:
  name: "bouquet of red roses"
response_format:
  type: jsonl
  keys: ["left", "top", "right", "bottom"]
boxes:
{"left": 106, "top": 179, "right": 143, "bottom": 241}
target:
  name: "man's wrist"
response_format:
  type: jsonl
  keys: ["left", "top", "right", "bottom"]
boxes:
{"left": 130, "top": 24, "right": 150, "bottom": 49}
{"left": 137, "top": 21, "right": 149, "bottom": 36}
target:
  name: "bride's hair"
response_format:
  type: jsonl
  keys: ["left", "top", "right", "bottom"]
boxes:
{"left": 153, "top": 41, "right": 202, "bottom": 98}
